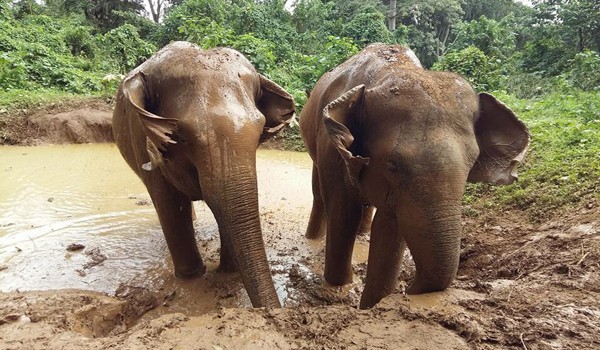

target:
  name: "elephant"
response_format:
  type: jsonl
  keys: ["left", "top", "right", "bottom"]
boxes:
{"left": 299, "top": 43, "right": 530, "bottom": 309}
{"left": 112, "top": 41, "right": 295, "bottom": 308}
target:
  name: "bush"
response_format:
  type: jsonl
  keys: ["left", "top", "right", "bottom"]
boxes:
{"left": 432, "top": 46, "right": 502, "bottom": 91}
{"left": 340, "top": 10, "right": 394, "bottom": 46}
{"left": 569, "top": 50, "right": 600, "bottom": 91}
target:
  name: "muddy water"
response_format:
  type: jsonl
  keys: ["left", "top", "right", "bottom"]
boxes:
{"left": 0, "top": 144, "right": 370, "bottom": 315}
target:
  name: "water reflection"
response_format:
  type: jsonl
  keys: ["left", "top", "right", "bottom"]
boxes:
{"left": 0, "top": 144, "right": 373, "bottom": 315}
{"left": 1, "top": 145, "right": 321, "bottom": 305}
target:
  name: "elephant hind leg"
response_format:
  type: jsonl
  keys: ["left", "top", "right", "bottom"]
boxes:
{"left": 357, "top": 205, "right": 375, "bottom": 237}
{"left": 360, "top": 210, "right": 405, "bottom": 309}
{"left": 305, "top": 165, "right": 327, "bottom": 239}
{"left": 217, "top": 230, "right": 239, "bottom": 273}
{"left": 146, "top": 174, "right": 206, "bottom": 278}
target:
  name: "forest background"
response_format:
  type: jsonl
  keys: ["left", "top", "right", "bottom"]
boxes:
{"left": 0, "top": 0, "right": 599, "bottom": 218}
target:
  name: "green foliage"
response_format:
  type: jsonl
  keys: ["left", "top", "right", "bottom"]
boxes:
{"left": 63, "top": 24, "right": 96, "bottom": 57}
{"left": 433, "top": 46, "right": 501, "bottom": 91}
{"left": 0, "top": 14, "right": 103, "bottom": 93}
{"left": 568, "top": 50, "right": 600, "bottom": 91}
{"left": 451, "top": 16, "right": 516, "bottom": 60}
{"left": 518, "top": 25, "right": 577, "bottom": 76}
{"left": 291, "top": 0, "right": 334, "bottom": 34}
{"left": 177, "top": 17, "right": 232, "bottom": 47}
{"left": 85, "top": 0, "right": 145, "bottom": 32}
{"left": 397, "top": 0, "right": 465, "bottom": 67}
{"left": 159, "top": 0, "right": 228, "bottom": 46}
{"left": 0, "top": 52, "right": 28, "bottom": 90}
{"left": 340, "top": 10, "right": 394, "bottom": 46}
{"left": 461, "top": 0, "right": 521, "bottom": 22}
{"left": 230, "top": 34, "right": 277, "bottom": 73}
{"left": 101, "top": 24, "right": 157, "bottom": 73}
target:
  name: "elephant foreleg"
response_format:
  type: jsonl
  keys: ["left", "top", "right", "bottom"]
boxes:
{"left": 360, "top": 210, "right": 406, "bottom": 309}
{"left": 305, "top": 165, "right": 327, "bottom": 239}
{"left": 147, "top": 175, "right": 206, "bottom": 278}
{"left": 323, "top": 189, "right": 363, "bottom": 286}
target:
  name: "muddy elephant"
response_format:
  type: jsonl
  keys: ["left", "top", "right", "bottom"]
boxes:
{"left": 112, "top": 41, "right": 295, "bottom": 308}
{"left": 300, "top": 44, "right": 529, "bottom": 309}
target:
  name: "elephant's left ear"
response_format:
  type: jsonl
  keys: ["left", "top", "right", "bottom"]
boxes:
{"left": 468, "top": 93, "right": 530, "bottom": 185}
{"left": 257, "top": 75, "right": 296, "bottom": 142}
{"left": 123, "top": 72, "right": 179, "bottom": 157}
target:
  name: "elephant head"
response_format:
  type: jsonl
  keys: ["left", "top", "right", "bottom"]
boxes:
{"left": 112, "top": 41, "right": 295, "bottom": 308}
{"left": 299, "top": 43, "right": 529, "bottom": 308}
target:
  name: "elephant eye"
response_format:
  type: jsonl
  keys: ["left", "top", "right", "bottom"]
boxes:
{"left": 386, "top": 160, "right": 399, "bottom": 173}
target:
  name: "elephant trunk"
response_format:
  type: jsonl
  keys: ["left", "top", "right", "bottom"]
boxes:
{"left": 200, "top": 147, "right": 280, "bottom": 308}
{"left": 400, "top": 200, "right": 462, "bottom": 294}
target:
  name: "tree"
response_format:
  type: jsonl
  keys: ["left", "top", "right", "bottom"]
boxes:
{"left": 518, "top": 0, "right": 600, "bottom": 76}
{"left": 340, "top": 9, "right": 394, "bottom": 46}
{"left": 86, "top": 0, "right": 145, "bottom": 31}
{"left": 146, "top": 0, "right": 164, "bottom": 23}
{"left": 397, "top": 0, "right": 464, "bottom": 67}
{"left": 461, "top": 0, "right": 521, "bottom": 22}
{"left": 450, "top": 16, "right": 516, "bottom": 60}
{"left": 561, "top": 0, "right": 600, "bottom": 52}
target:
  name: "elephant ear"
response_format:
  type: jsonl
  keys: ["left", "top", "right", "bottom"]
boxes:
{"left": 468, "top": 93, "right": 530, "bottom": 185}
{"left": 122, "top": 72, "right": 179, "bottom": 169}
{"left": 323, "top": 84, "right": 370, "bottom": 188}
{"left": 257, "top": 74, "right": 296, "bottom": 142}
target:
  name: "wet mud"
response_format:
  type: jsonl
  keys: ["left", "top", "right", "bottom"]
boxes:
{"left": 0, "top": 143, "right": 599, "bottom": 349}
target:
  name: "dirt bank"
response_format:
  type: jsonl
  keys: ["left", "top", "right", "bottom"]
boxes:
{"left": 0, "top": 98, "right": 113, "bottom": 145}
{"left": 1, "top": 103, "right": 599, "bottom": 349}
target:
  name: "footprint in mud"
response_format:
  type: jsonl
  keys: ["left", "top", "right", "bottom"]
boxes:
{"left": 287, "top": 264, "right": 360, "bottom": 306}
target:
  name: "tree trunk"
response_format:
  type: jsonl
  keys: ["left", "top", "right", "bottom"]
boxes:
{"left": 388, "top": 0, "right": 397, "bottom": 31}
{"left": 146, "top": 0, "right": 162, "bottom": 23}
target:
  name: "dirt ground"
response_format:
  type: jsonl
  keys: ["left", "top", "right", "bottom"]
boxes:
{"left": 0, "top": 103, "right": 599, "bottom": 349}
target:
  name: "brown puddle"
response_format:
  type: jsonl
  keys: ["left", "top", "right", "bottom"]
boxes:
{"left": 0, "top": 144, "right": 370, "bottom": 318}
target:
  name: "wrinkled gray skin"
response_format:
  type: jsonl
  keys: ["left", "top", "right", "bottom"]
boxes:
{"left": 112, "top": 42, "right": 295, "bottom": 308}
{"left": 300, "top": 44, "right": 530, "bottom": 309}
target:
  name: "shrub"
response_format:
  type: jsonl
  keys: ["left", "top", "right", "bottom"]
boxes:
{"left": 569, "top": 50, "right": 600, "bottom": 91}
{"left": 433, "top": 46, "right": 502, "bottom": 91}
{"left": 101, "top": 24, "right": 157, "bottom": 73}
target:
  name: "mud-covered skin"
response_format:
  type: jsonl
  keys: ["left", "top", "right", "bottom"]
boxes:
{"left": 112, "top": 41, "right": 295, "bottom": 308}
{"left": 300, "top": 43, "right": 530, "bottom": 308}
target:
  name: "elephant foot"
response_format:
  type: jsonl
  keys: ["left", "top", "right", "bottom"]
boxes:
{"left": 406, "top": 277, "right": 452, "bottom": 295}
{"left": 308, "top": 277, "right": 359, "bottom": 305}
{"left": 305, "top": 229, "right": 325, "bottom": 239}
{"left": 216, "top": 260, "right": 239, "bottom": 273}
{"left": 174, "top": 263, "right": 207, "bottom": 279}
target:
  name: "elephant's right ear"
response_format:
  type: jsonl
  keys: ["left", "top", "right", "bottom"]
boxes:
{"left": 122, "top": 72, "right": 179, "bottom": 159}
{"left": 323, "top": 85, "right": 370, "bottom": 187}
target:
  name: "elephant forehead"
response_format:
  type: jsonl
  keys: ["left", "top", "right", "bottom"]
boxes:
{"left": 207, "top": 100, "right": 263, "bottom": 134}
{"left": 139, "top": 42, "right": 255, "bottom": 80}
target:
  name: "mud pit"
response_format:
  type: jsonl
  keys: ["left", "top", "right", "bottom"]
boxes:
{"left": 1, "top": 141, "right": 599, "bottom": 349}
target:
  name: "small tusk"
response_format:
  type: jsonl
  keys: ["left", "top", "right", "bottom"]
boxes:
{"left": 142, "top": 162, "right": 154, "bottom": 171}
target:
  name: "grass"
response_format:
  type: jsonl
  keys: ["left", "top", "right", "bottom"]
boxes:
{"left": 0, "top": 89, "right": 103, "bottom": 111}
{"left": 463, "top": 90, "right": 600, "bottom": 220}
